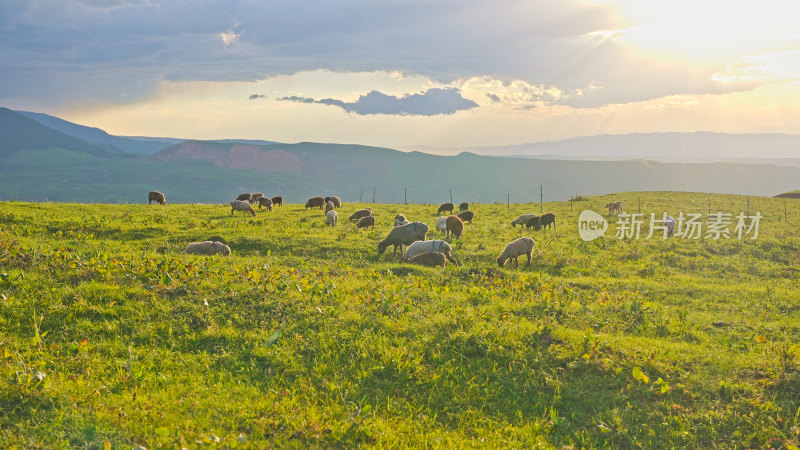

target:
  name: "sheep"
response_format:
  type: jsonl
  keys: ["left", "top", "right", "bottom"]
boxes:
{"left": 249, "top": 192, "right": 264, "bottom": 204}
{"left": 326, "top": 210, "right": 338, "bottom": 227}
{"left": 271, "top": 196, "right": 283, "bottom": 207}
{"left": 183, "top": 241, "right": 231, "bottom": 256}
{"left": 435, "top": 216, "right": 448, "bottom": 233}
{"left": 402, "top": 240, "right": 458, "bottom": 266}
{"left": 378, "top": 221, "right": 429, "bottom": 256}
{"left": 456, "top": 210, "right": 474, "bottom": 224}
{"left": 408, "top": 252, "right": 447, "bottom": 268}
{"left": 446, "top": 215, "right": 464, "bottom": 238}
{"left": 606, "top": 201, "right": 622, "bottom": 216}
{"left": 665, "top": 215, "right": 676, "bottom": 237}
{"left": 524, "top": 216, "right": 541, "bottom": 229}
{"left": 356, "top": 215, "right": 375, "bottom": 230}
{"left": 325, "top": 201, "right": 335, "bottom": 213}
{"left": 230, "top": 200, "right": 256, "bottom": 216}
{"left": 394, "top": 214, "right": 409, "bottom": 227}
{"left": 496, "top": 237, "right": 535, "bottom": 268}
{"left": 325, "top": 196, "right": 342, "bottom": 208}
{"left": 257, "top": 196, "right": 273, "bottom": 211}
{"left": 349, "top": 208, "right": 373, "bottom": 222}
{"left": 148, "top": 191, "right": 166, "bottom": 205}
{"left": 305, "top": 196, "right": 325, "bottom": 210}
{"left": 236, "top": 193, "right": 251, "bottom": 202}
{"left": 459, "top": 202, "right": 469, "bottom": 212}
{"left": 538, "top": 212, "right": 556, "bottom": 230}
{"left": 437, "top": 202, "right": 455, "bottom": 214}
{"left": 511, "top": 213, "right": 538, "bottom": 227}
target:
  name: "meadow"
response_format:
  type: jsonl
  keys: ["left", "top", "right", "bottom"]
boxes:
{"left": 1, "top": 192, "right": 799, "bottom": 448}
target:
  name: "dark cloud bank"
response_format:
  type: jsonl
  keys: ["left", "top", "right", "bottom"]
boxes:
{"left": 270, "top": 88, "right": 478, "bottom": 116}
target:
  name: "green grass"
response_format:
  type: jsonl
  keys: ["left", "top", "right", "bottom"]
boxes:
{"left": 1, "top": 192, "right": 799, "bottom": 448}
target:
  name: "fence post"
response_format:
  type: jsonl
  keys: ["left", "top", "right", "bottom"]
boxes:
{"left": 747, "top": 197, "right": 750, "bottom": 216}
{"left": 507, "top": 193, "right": 510, "bottom": 211}
{"left": 373, "top": 187, "right": 376, "bottom": 204}
{"left": 450, "top": 189, "right": 453, "bottom": 204}
{"left": 404, "top": 187, "right": 407, "bottom": 205}
{"left": 540, "top": 185, "right": 543, "bottom": 214}
{"left": 359, "top": 189, "right": 363, "bottom": 203}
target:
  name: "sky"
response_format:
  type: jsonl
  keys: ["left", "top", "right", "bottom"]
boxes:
{"left": 1, "top": 0, "right": 799, "bottom": 152}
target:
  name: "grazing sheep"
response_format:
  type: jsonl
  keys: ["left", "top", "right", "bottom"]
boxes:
{"left": 606, "top": 201, "right": 622, "bottom": 216}
{"left": 665, "top": 215, "right": 676, "bottom": 237}
{"left": 457, "top": 210, "right": 474, "bottom": 224}
{"left": 437, "top": 202, "right": 455, "bottom": 214}
{"left": 148, "top": 191, "right": 166, "bottom": 205}
{"left": 408, "top": 252, "right": 447, "bottom": 268}
{"left": 394, "top": 214, "right": 409, "bottom": 227}
{"left": 271, "top": 196, "right": 283, "bottom": 207}
{"left": 306, "top": 196, "right": 325, "bottom": 210}
{"left": 435, "top": 216, "right": 448, "bottom": 233}
{"left": 249, "top": 192, "right": 264, "bottom": 204}
{"left": 538, "top": 212, "right": 556, "bottom": 230}
{"left": 326, "top": 210, "right": 338, "bottom": 227}
{"left": 446, "top": 215, "right": 464, "bottom": 238}
{"left": 230, "top": 200, "right": 256, "bottom": 216}
{"left": 356, "top": 215, "right": 375, "bottom": 230}
{"left": 459, "top": 202, "right": 469, "bottom": 212}
{"left": 402, "top": 240, "right": 458, "bottom": 266}
{"left": 236, "top": 193, "right": 251, "bottom": 201}
{"left": 257, "top": 196, "right": 273, "bottom": 211}
{"left": 496, "top": 237, "right": 536, "bottom": 268}
{"left": 324, "top": 196, "right": 343, "bottom": 208}
{"left": 511, "top": 213, "right": 538, "bottom": 227}
{"left": 349, "top": 208, "right": 373, "bottom": 222}
{"left": 183, "top": 241, "right": 231, "bottom": 256}
{"left": 325, "top": 201, "right": 335, "bottom": 213}
{"left": 378, "top": 221, "right": 429, "bottom": 256}
{"left": 524, "top": 216, "right": 541, "bottom": 230}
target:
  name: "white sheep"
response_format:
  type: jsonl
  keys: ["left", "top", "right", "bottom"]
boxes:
{"left": 511, "top": 213, "right": 538, "bottom": 227}
{"left": 402, "top": 239, "right": 458, "bottom": 265}
{"left": 497, "top": 237, "right": 535, "bottom": 267}
{"left": 326, "top": 210, "right": 338, "bottom": 227}
{"left": 230, "top": 200, "right": 256, "bottom": 216}
{"left": 394, "top": 214, "right": 409, "bottom": 227}
{"left": 435, "top": 216, "right": 448, "bottom": 233}
{"left": 183, "top": 241, "right": 231, "bottom": 256}
{"left": 665, "top": 215, "right": 676, "bottom": 237}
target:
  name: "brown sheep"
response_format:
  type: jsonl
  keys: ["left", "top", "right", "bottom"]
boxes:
{"left": 271, "top": 196, "right": 283, "bottom": 207}
{"left": 249, "top": 192, "right": 264, "bottom": 204}
{"left": 459, "top": 202, "right": 469, "bottom": 212}
{"left": 325, "top": 196, "right": 343, "bottom": 208}
{"left": 606, "top": 201, "right": 622, "bottom": 216}
{"left": 257, "top": 196, "right": 273, "bottom": 211}
{"left": 456, "top": 210, "right": 474, "bottom": 224}
{"left": 236, "top": 193, "right": 251, "bottom": 201}
{"left": 230, "top": 200, "right": 256, "bottom": 216}
{"left": 445, "top": 215, "right": 464, "bottom": 238}
{"left": 538, "top": 212, "right": 556, "bottom": 230}
{"left": 305, "top": 196, "right": 325, "bottom": 210}
{"left": 408, "top": 252, "right": 447, "bottom": 268}
{"left": 348, "top": 208, "right": 373, "bottom": 222}
{"left": 356, "top": 215, "right": 375, "bottom": 230}
{"left": 325, "top": 201, "right": 335, "bottom": 212}
{"left": 437, "top": 202, "right": 455, "bottom": 214}
{"left": 524, "top": 216, "right": 540, "bottom": 229}
{"left": 148, "top": 191, "right": 166, "bottom": 205}
{"left": 394, "top": 214, "right": 409, "bottom": 227}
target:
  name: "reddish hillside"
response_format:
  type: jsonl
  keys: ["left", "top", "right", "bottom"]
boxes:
{"left": 149, "top": 140, "right": 302, "bottom": 173}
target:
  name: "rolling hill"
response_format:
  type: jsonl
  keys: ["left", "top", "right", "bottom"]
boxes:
{"left": 2, "top": 108, "right": 800, "bottom": 203}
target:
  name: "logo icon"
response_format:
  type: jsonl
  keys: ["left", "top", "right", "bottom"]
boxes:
{"left": 578, "top": 210, "right": 608, "bottom": 241}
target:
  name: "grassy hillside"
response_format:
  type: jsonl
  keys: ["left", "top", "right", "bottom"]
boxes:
{"left": 1, "top": 192, "right": 799, "bottom": 447}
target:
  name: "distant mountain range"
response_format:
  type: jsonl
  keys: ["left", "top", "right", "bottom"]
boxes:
{"left": 1, "top": 107, "right": 799, "bottom": 203}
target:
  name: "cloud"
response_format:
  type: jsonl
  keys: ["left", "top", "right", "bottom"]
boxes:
{"left": 248, "top": 94, "right": 267, "bottom": 100}
{"left": 485, "top": 93, "right": 501, "bottom": 103}
{"left": 278, "top": 88, "right": 478, "bottom": 116}
{"left": 0, "top": 0, "right": 777, "bottom": 110}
